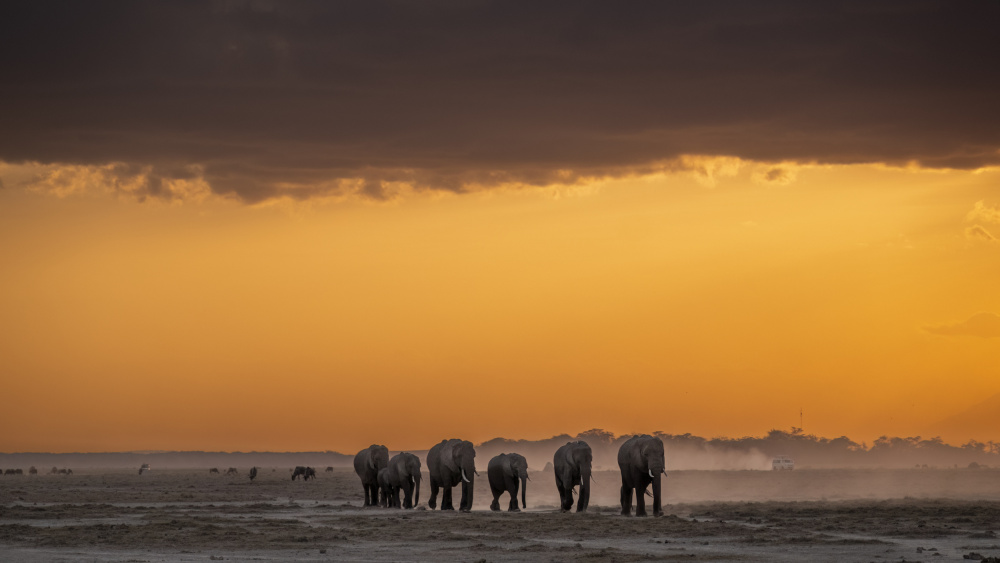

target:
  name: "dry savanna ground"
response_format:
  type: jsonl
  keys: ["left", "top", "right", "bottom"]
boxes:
{"left": 2, "top": 467, "right": 1000, "bottom": 562}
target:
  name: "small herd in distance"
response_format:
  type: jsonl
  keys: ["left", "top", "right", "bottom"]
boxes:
{"left": 1, "top": 466, "right": 73, "bottom": 475}
{"left": 356, "top": 434, "right": 668, "bottom": 517}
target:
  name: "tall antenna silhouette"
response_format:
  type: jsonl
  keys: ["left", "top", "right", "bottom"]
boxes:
{"left": 800, "top": 407, "right": 803, "bottom": 430}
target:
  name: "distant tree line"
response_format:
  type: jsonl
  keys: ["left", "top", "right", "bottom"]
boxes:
{"left": 478, "top": 428, "right": 1000, "bottom": 471}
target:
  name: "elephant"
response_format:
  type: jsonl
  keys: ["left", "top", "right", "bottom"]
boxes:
{"left": 554, "top": 441, "right": 592, "bottom": 513}
{"left": 427, "top": 438, "right": 477, "bottom": 511}
{"left": 377, "top": 467, "right": 393, "bottom": 507}
{"left": 354, "top": 444, "right": 390, "bottom": 507}
{"left": 488, "top": 453, "right": 529, "bottom": 512}
{"left": 618, "top": 434, "right": 666, "bottom": 517}
{"left": 385, "top": 452, "right": 422, "bottom": 509}
{"left": 249, "top": 466, "right": 258, "bottom": 482}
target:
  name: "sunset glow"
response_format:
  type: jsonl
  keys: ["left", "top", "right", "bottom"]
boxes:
{"left": 1, "top": 2, "right": 998, "bottom": 454}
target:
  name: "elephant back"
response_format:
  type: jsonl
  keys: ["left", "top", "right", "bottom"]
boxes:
{"left": 427, "top": 439, "right": 448, "bottom": 475}
{"left": 617, "top": 434, "right": 664, "bottom": 470}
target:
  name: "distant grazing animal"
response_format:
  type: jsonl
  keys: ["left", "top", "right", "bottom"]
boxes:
{"left": 60, "top": 468, "right": 73, "bottom": 475}
{"left": 427, "top": 439, "right": 477, "bottom": 512}
{"left": 209, "top": 468, "right": 220, "bottom": 474}
{"left": 325, "top": 467, "right": 334, "bottom": 472}
{"left": 554, "top": 441, "right": 592, "bottom": 513}
{"left": 249, "top": 467, "right": 258, "bottom": 482}
{"left": 51, "top": 467, "right": 59, "bottom": 474}
{"left": 488, "top": 453, "right": 529, "bottom": 512}
{"left": 0, "top": 469, "right": 8, "bottom": 475}
{"left": 14, "top": 469, "right": 23, "bottom": 475}
{"left": 292, "top": 466, "right": 316, "bottom": 480}
{"left": 139, "top": 463, "right": 150, "bottom": 475}
{"left": 353, "top": 445, "right": 390, "bottom": 506}
{"left": 225, "top": 467, "right": 238, "bottom": 476}
{"left": 618, "top": 435, "right": 666, "bottom": 517}
{"left": 29, "top": 466, "right": 38, "bottom": 475}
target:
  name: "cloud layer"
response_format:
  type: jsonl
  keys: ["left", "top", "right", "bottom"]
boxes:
{"left": 2, "top": 1, "right": 998, "bottom": 202}
{"left": 925, "top": 312, "right": 1000, "bottom": 339}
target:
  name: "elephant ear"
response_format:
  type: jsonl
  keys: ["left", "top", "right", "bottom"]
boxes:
{"left": 632, "top": 438, "right": 647, "bottom": 469}
{"left": 562, "top": 444, "right": 575, "bottom": 465}
{"left": 441, "top": 440, "right": 459, "bottom": 473}
{"left": 368, "top": 447, "right": 377, "bottom": 470}
{"left": 500, "top": 454, "right": 512, "bottom": 477}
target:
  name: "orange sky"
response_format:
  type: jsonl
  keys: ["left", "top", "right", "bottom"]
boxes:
{"left": 1, "top": 159, "right": 998, "bottom": 453}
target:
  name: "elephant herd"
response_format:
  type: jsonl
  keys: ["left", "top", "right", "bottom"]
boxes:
{"left": 354, "top": 434, "right": 667, "bottom": 516}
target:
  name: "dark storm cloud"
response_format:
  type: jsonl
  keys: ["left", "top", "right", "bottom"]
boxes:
{"left": 2, "top": 1, "right": 998, "bottom": 202}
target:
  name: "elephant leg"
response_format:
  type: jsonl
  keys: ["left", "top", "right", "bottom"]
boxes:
{"left": 402, "top": 481, "right": 413, "bottom": 509}
{"left": 459, "top": 480, "right": 472, "bottom": 512}
{"left": 508, "top": 479, "right": 520, "bottom": 512}
{"left": 442, "top": 484, "right": 454, "bottom": 510}
{"left": 428, "top": 480, "right": 439, "bottom": 510}
{"left": 362, "top": 484, "right": 370, "bottom": 507}
{"left": 393, "top": 485, "right": 402, "bottom": 508}
{"left": 620, "top": 483, "right": 632, "bottom": 516}
{"left": 652, "top": 476, "right": 663, "bottom": 517}
{"left": 635, "top": 484, "right": 648, "bottom": 517}
{"left": 556, "top": 475, "right": 573, "bottom": 512}
{"left": 489, "top": 481, "right": 503, "bottom": 511}
{"left": 562, "top": 485, "right": 575, "bottom": 512}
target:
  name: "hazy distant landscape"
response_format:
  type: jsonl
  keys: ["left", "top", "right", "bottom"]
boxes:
{"left": 4, "top": 428, "right": 999, "bottom": 473}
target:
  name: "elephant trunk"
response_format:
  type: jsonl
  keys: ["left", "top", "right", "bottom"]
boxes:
{"left": 521, "top": 474, "right": 527, "bottom": 509}
{"left": 579, "top": 470, "right": 591, "bottom": 510}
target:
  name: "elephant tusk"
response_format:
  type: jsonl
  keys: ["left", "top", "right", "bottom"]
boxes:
{"left": 648, "top": 469, "right": 655, "bottom": 478}
{"left": 461, "top": 469, "right": 471, "bottom": 483}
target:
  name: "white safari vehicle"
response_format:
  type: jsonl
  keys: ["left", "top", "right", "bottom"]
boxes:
{"left": 771, "top": 456, "right": 794, "bottom": 470}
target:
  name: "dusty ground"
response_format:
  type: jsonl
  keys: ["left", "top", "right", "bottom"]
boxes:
{"left": 2, "top": 468, "right": 1000, "bottom": 562}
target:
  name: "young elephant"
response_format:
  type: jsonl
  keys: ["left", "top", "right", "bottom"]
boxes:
{"left": 386, "top": 452, "right": 422, "bottom": 509}
{"left": 487, "top": 453, "right": 529, "bottom": 512}
{"left": 377, "top": 467, "right": 393, "bottom": 507}
{"left": 554, "top": 441, "right": 592, "bottom": 513}
{"left": 618, "top": 434, "right": 666, "bottom": 517}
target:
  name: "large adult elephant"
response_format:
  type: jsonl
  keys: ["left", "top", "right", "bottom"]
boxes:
{"left": 354, "top": 444, "right": 390, "bottom": 507}
{"left": 618, "top": 434, "right": 666, "bottom": 517}
{"left": 487, "top": 453, "right": 528, "bottom": 512}
{"left": 554, "top": 441, "right": 592, "bottom": 513}
{"left": 427, "top": 439, "right": 477, "bottom": 512}
{"left": 386, "top": 452, "right": 422, "bottom": 509}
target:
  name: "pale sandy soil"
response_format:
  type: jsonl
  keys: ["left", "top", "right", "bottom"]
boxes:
{"left": 2, "top": 468, "right": 1000, "bottom": 562}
